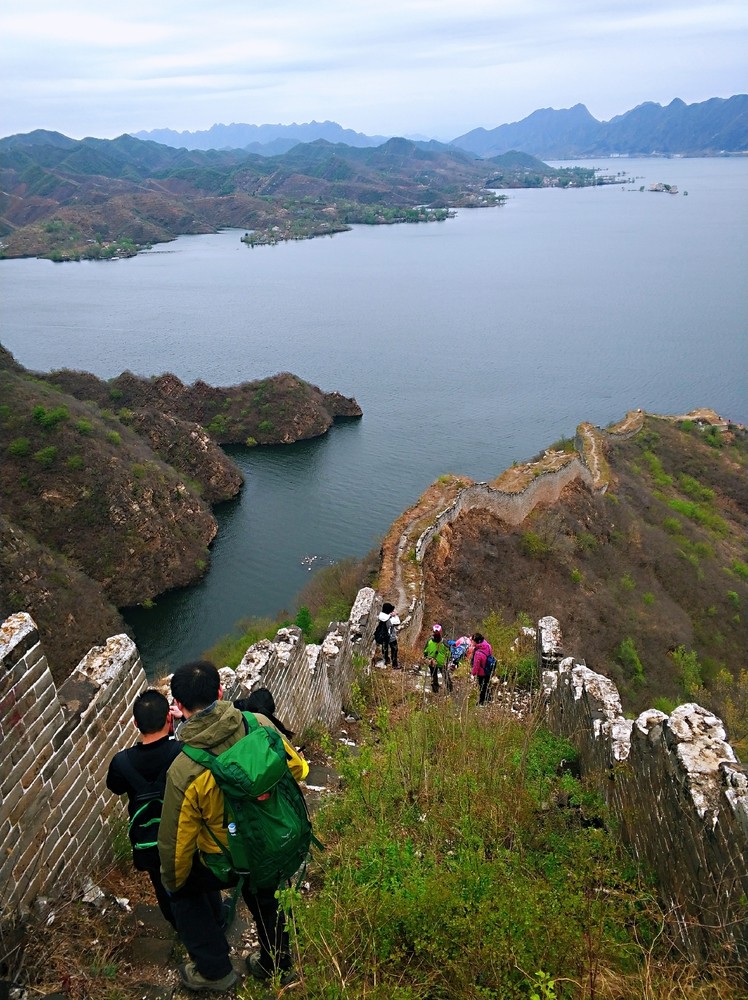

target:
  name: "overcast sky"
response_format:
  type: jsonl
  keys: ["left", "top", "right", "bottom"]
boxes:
{"left": 2, "top": 0, "right": 746, "bottom": 141}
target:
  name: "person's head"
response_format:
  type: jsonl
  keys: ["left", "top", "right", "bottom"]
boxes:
{"left": 432, "top": 623, "right": 443, "bottom": 642}
{"left": 245, "top": 687, "right": 276, "bottom": 717}
{"left": 235, "top": 686, "right": 294, "bottom": 738}
{"left": 133, "top": 689, "right": 170, "bottom": 735}
{"left": 382, "top": 602, "right": 395, "bottom": 615}
{"left": 472, "top": 632, "right": 484, "bottom": 644}
{"left": 170, "top": 660, "right": 221, "bottom": 714}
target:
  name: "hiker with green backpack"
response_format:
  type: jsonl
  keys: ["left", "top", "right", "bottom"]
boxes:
{"left": 158, "top": 661, "right": 314, "bottom": 993}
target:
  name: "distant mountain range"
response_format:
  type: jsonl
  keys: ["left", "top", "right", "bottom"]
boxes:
{"left": 133, "top": 96, "right": 748, "bottom": 158}
{"left": 132, "top": 120, "right": 390, "bottom": 155}
{"left": 452, "top": 96, "right": 748, "bottom": 158}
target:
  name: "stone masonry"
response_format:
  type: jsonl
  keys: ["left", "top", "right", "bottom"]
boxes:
{"left": 540, "top": 615, "right": 748, "bottom": 966}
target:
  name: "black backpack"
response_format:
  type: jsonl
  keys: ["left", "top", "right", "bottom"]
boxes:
{"left": 374, "top": 619, "right": 389, "bottom": 645}
{"left": 115, "top": 752, "right": 172, "bottom": 871}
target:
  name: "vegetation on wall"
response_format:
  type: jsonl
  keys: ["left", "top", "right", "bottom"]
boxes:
{"left": 285, "top": 676, "right": 745, "bottom": 999}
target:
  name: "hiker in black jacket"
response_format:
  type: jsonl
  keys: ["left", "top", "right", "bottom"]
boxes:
{"left": 106, "top": 689, "right": 181, "bottom": 927}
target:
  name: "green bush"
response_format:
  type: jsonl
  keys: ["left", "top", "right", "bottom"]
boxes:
{"left": 731, "top": 560, "right": 748, "bottom": 581}
{"left": 206, "top": 414, "right": 228, "bottom": 435}
{"left": 8, "top": 436, "right": 31, "bottom": 456}
{"left": 672, "top": 645, "right": 703, "bottom": 698}
{"left": 32, "top": 404, "right": 69, "bottom": 429}
{"left": 668, "top": 498, "right": 728, "bottom": 536}
{"left": 75, "top": 418, "right": 94, "bottom": 435}
{"left": 575, "top": 531, "right": 597, "bottom": 553}
{"left": 678, "top": 473, "right": 714, "bottom": 503}
{"left": 66, "top": 455, "right": 84, "bottom": 470}
{"left": 295, "top": 605, "right": 313, "bottom": 637}
{"left": 106, "top": 431, "right": 121, "bottom": 445}
{"left": 521, "top": 531, "right": 550, "bottom": 559}
{"left": 617, "top": 637, "right": 644, "bottom": 684}
{"left": 643, "top": 450, "right": 672, "bottom": 487}
{"left": 33, "top": 445, "right": 57, "bottom": 466}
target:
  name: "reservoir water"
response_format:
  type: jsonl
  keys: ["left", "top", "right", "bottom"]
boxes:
{"left": 2, "top": 157, "right": 747, "bottom": 675}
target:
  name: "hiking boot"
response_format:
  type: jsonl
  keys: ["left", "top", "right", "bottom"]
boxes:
{"left": 246, "top": 951, "right": 298, "bottom": 986}
{"left": 178, "top": 961, "right": 238, "bottom": 993}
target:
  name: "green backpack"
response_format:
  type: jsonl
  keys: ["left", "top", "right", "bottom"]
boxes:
{"left": 182, "top": 712, "right": 318, "bottom": 892}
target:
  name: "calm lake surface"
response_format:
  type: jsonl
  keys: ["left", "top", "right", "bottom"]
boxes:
{"left": 2, "top": 157, "right": 747, "bottom": 675}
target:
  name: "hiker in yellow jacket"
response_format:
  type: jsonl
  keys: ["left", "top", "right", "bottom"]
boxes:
{"left": 158, "top": 661, "right": 307, "bottom": 992}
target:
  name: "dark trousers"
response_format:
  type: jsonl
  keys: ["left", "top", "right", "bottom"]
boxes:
{"left": 169, "top": 858, "right": 290, "bottom": 980}
{"left": 477, "top": 671, "right": 492, "bottom": 704}
{"left": 428, "top": 659, "right": 451, "bottom": 692}
{"left": 383, "top": 639, "right": 398, "bottom": 668}
{"left": 169, "top": 861, "right": 231, "bottom": 980}
{"left": 145, "top": 864, "right": 176, "bottom": 928}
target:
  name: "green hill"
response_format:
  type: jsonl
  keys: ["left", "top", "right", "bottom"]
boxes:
{"left": 0, "top": 132, "right": 594, "bottom": 259}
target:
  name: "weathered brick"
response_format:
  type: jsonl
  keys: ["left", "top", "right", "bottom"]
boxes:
{"left": 48, "top": 760, "right": 83, "bottom": 803}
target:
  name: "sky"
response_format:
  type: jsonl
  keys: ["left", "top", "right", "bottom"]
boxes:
{"left": 1, "top": 0, "right": 746, "bottom": 142}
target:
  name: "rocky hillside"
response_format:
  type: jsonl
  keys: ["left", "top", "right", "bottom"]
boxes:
{"left": 403, "top": 413, "right": 747, "bottom": 729}
{"left": 0, "top": 346, "right": 361, "bottom": 681}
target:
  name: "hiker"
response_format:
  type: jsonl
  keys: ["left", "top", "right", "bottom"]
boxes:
{"left": 423, "top": 624, "right": 450, "bottom": 692}
{"left": 376, "top": 601, "right": 401, "bottom": 669}
{"left": 470, "top": 632, "right": 495, "bottom": 706}
{"left": 158, "top": 660, "right": 308, "bottom": 993}
{"left": 106, "top": 689, "right": 181, "bottom": 928}
{"left": 234, "top": 686, "right": 294, "bottom": 739}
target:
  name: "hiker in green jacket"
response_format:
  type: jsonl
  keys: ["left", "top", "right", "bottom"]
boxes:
{"left": 423, "top": 624, "right": 451, "bottom": 693}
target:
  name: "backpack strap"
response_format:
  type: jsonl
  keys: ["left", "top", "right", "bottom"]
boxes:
{"left": 181, "top": 744, "right": 218, "bottom": 769}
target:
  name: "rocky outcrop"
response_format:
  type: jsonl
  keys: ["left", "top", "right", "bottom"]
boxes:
{"left": 48, "top": 367, "right": 362, "bottom": 447}
{"left": 130, "top": 408, "right": 242, "bottom": 503}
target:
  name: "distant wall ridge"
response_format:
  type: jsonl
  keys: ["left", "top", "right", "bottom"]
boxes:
{"left": 386, "top": 409, "right": 731, "bottom": 645}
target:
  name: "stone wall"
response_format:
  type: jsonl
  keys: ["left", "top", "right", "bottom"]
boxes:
{"left": 397, "top": 457, "right": 596, "bottom": 645}
{"left": 0, "top": 614, "right": 144, "bottom": 916}
{"left": 0, "top": 587, "right": 378, "bottom": 916}
{"left": 539, "top": 616, "right": 748, "bottom": 965}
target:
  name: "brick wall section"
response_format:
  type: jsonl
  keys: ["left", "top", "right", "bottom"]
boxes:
{"left": 0, "top": 588, "right": 379, "bottom": 916}
{"left": 540, "top": 616, "right": 748, "bottom": 965}
{"left": 1, "top": 613, "right": 145, "bottom": 914}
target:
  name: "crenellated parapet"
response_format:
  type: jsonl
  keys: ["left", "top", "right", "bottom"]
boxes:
{"left": 540, "top": 616, "right": 748, "bottom": 965}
